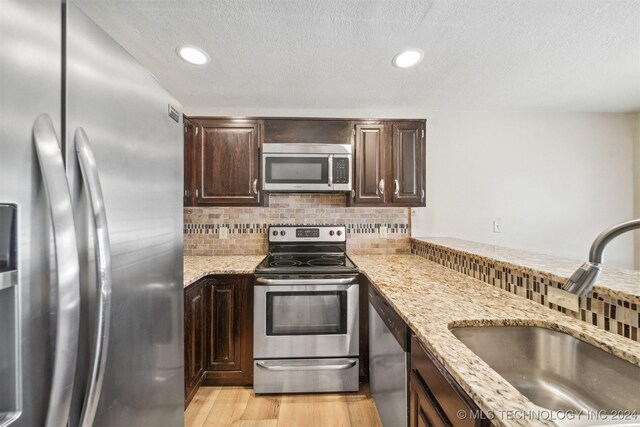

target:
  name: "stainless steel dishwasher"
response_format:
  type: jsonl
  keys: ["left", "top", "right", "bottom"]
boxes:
{"left": 369, "top": 284, "right": 409, "bottom": 427}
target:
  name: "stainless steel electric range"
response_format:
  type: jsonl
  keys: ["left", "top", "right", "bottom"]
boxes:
{"left": 253, "top": 225, "right": 359, "bottom": 394}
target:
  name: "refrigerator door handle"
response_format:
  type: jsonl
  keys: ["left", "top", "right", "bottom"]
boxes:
{"left": 32, "top": 114, "right": 81, "bottom": 427}
{"left": 75, "top": 128, "right": 113, "bottom": 427}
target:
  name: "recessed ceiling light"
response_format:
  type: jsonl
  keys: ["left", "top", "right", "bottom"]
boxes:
{"left": 176, "top": 45, "right": 209, "bottom": 65}
{"left": 392, "top": 49, "right": 424, "bottom": 68}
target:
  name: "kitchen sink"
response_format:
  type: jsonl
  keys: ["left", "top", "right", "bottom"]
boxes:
{"left": 450, "top": 326, "right": 640, "bottom": 413}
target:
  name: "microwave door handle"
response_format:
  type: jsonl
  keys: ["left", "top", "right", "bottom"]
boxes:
{"left": 327, "top": 155, "right": 333, "bottom": 187}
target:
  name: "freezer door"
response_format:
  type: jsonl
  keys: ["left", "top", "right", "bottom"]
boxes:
{"left": 65, "top": 3, "right": 184, "bottom": 426}
{"left": 0, "top": 0, "right": 69, "bottom": 426}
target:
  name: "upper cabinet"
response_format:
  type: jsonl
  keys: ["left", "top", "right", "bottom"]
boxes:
{"left": 353, "top": 123, "right": 386, "bottom": 205}
{"left": 351, "top": 120, "right": 426, "bottom": 207}
{"left": 264, "top": 119, "right": 352, "bottom": 144}
{"left": 391, "top": 122, "right": 424, "bottom": 206}
{"left": 187, "top": 118, "right": 262, "bottom": 206}
{"left": 184, "top": 117, "right": 425, "bottom": 208}
{"left": 183, "top": 117, "right": 197, "bottom": 206}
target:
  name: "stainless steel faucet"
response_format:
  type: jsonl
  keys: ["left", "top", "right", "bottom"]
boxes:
{"left": 562, "top": 218, "right": 640, "bottom": 297}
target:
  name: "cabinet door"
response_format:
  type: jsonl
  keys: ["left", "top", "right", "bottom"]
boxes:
{"left": 196, "top": 119, "right": 260, "bottom": 206}
{"left": 391, "top": 122, "right": 425, "bottom": 206}
{"left": 183, "top": 117, "right": 197, "bottom": 206}
{"left": 410, "top": 371, "right": 451, "bottom": 427}
{"left": 205, "top": 276, "right": 253, "bottom": 384}
{"left": 353, "top": 123, "right": 386, "bottom": 205}
{"left": 184, "top": 281, "right": 206, "bottom": 402}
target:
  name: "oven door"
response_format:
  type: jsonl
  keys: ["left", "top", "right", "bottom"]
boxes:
{"left": 254, "top": 277, "right": 359, "bottom": 359}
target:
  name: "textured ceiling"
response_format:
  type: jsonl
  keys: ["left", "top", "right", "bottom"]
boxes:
{"left": 73, "top": 0, "right": 640, "bottom": 116}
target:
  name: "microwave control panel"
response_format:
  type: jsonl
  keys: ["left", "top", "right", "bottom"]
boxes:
{"left": 333, "top": 157, "right": 350, "bottom": 184}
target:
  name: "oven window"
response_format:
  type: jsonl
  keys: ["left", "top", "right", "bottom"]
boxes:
{"left": 265, "top": 157, "right": 328, "bottom": 184}
{"left": 266, "top": 291, "right": 347, "bottom": 335}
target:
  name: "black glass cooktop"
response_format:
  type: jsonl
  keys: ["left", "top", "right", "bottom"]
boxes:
{"left": 255, "top": 252, "right": 358, "bottom": 274}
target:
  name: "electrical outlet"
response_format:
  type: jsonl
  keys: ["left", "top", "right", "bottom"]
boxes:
{"left": 547, "top": 286, "right": 579, "bottom": 312}
{"left": 379, "top": 226, "right": 388, "bottom": 239}
{"left": 219, "top": 227, "right": 229, "bottom": 240}
{"left": 492, "top": 220, "right": 501, "bottom": 233}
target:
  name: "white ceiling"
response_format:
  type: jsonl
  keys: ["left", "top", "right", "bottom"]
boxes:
{"left": 74, "top": 0, "right": 640, "bottom": 116}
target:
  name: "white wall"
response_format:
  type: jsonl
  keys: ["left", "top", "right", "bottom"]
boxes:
{"left": 411, "top": 112, "right": 636, "bottom": 269}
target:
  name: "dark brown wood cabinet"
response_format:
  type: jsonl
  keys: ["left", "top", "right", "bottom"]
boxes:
{"left": 183, "top": 117, "right": 197, "bottom": 206}
{"left": 391, "top": 122, "right": 424, "bottom": 206}
{"left": 193, "top": 118, "right": 261, "bottom": 206}
{"left": 264, "top": 118, "right": 352, "bottom": 145}
{"left": 183, "top": 116, "right": 425, "bottom": 207}
{"left": 354, "top": 124, "right": 386, "bottom": 205}
{"left": 410, "top": 335, "right": 488, "bottom": 427}
{"left": 184, "top": 275, "right": 253, "bottom": 406}
{"left": 351, "top": 120, "right": 426, "bottom": 207}
{"left": 203, "top": 275, "right": 253, "bottom": 385}
{"left": 184, "top": 279, "right": 206, "bottom": 405}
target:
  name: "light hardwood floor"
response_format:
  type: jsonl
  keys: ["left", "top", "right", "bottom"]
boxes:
{"left": 185, "top": 386, "right": 383, "bottom": 427}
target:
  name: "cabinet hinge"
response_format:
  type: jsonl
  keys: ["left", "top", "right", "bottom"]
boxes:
{"left": 421, "top": 129, "right": 425, "bottom": 138}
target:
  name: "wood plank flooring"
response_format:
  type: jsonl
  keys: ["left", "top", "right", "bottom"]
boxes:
{"left": 185, "top": 386, "right": 383, "bottom": 427}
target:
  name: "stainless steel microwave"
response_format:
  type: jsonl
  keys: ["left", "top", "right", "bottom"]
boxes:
{"left": 262, "top": 143, "right": 352, "bottom": 192}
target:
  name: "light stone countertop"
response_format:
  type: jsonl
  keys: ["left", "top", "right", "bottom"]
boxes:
{"left": 183, "top": 255, "right": 265, "bottom": 287}
{"left": 350, "top": 254, "right": 640, "bottom": 427}
{"left": 413, "top": 237, "right": 640, "bottom": 304}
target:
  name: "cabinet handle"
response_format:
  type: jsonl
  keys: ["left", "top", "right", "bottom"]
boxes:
{"left": 351, "top": 189, "right": 355, "bottom": 199}
{"left": 195, "top": 188, "right": 199, "bottom": 198}
{"left": 378, "top": 179, "right": 385, "bottom": 195}
{"left": 394, "top": 179, "right": 400, "bottom": 195}
{"left": 252, "top": 178, "right": 258, "bottom": 195}
{"left": 421, "top": 189, "right": 425, "bottom": 201}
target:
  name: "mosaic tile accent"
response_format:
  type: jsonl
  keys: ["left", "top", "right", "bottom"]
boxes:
{"left": 184, "top": 194, "right": 411, "bottom": 256}
{"left": 411, "top": 239, "right": 639, "bottom": 342}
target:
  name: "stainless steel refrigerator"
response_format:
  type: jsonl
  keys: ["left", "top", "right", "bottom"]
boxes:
{"left": 0, "top": 1, "right": 184, "bottom": 426}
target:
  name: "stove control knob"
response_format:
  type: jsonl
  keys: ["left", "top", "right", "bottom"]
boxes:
{"left": 329, "top": 231, "right": 335, "bottom": 236}
{"left": 280, "top": 231, "right": 286, "bottom": 236}
{"left": 272, "top": 230, "right": 278, "bottom": 236}
{"left": 337, "top": 230, "right": 343, "bottom": 236}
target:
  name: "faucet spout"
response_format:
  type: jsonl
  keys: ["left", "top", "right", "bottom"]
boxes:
{"left": 588, "top": 218, "right": 640, "bottom": 264}
{"left": 562, "top": 218, "right": 640, "bottom": 297}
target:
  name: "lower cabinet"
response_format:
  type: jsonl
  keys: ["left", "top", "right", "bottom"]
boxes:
{"left": 410, "top": 335, "right": 489, "bottom": 427}
{"left": 184, "top": 280, "right": 206, "bottom": 405}
{"left": 184, "top": 275, "right": 253, "bottom": 406}
{"left": 203, "top": 275, "right": 253, "bottom": 384}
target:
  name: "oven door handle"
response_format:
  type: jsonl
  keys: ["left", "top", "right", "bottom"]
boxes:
{"left": 256, "top": 360, "right": 357, "bottom": 371}
{"left": 255, "top": 277, "right": 358, "bottom": 286}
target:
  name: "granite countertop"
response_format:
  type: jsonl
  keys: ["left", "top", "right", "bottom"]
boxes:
{"left": 412, "top": 237, "right": 640, "bottom": 303}
{"left": 350, "top": 254, "right": 640, "bottom": 427}
{"left": 183, "top": 255, "right": 265, "bottom": 287}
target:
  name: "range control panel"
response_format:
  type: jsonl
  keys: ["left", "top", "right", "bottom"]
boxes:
{"left": 269, "top": 225, "right": 346, "bottom": 243}
{"left": 333, "top": 157, "right": 350, "bottom": 184}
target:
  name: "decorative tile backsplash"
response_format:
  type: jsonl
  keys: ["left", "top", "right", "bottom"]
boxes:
{"left": 184, "top": 194, "right": 411, "bottom": 256}
{"left": 411, "top": 239, "right": 639, "bottom": 342}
